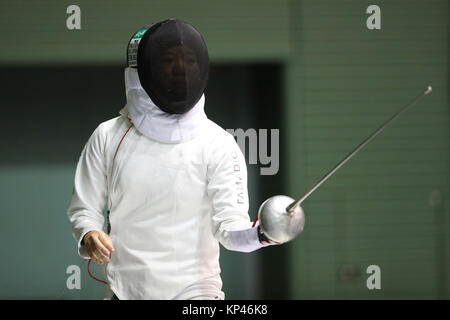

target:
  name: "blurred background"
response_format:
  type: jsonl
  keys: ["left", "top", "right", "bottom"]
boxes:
{"left": 0, "top": 0, "right": 448, "bottom": 299}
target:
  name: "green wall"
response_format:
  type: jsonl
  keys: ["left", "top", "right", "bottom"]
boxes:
{"left": 287, "top": 0, "right": 449, "bottom": 299}
{"left": 0, "top": 0, "right": 290, "bottom": 64}
{"left": 0, "top": 0, "right": 448, "bottom": 299}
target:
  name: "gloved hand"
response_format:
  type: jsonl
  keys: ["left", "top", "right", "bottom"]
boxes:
{"left": 228, "top": 218, "right": 281, "bottom": 253}
{"left": 252, "top": 216, "right": 281, "bottom": 245}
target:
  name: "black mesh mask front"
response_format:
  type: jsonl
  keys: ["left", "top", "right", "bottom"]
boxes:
{"left": 133, "top": 19, "right": 209, "bottom": 115}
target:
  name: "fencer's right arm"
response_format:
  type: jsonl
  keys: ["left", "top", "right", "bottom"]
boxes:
{"left": 67, "top": 124, "right": 107, "bottom": 259}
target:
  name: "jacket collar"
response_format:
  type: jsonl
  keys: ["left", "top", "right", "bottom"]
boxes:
{"left": 120, "top": 67, "right": 208, "bottom": 143}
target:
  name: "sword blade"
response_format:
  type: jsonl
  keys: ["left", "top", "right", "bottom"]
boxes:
{"left": 287, "top": 85, "right": 432, "bottom": 214}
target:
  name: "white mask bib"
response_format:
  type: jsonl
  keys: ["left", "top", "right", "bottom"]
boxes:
{"left": 121, "top": 67, "right": 208, "bottom": 143}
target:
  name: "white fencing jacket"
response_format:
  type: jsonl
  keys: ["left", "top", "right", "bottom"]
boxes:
{"left": 67, "top": 68, "right": 267, "bottom": 300}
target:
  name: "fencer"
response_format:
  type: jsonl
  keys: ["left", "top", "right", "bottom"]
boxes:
{"left": 67, "top": 19, "right": 283, "bottom": 300}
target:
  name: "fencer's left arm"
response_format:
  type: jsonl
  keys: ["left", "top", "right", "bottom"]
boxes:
{"left": 206, "top": 133, "right": 273, "bottom": 253}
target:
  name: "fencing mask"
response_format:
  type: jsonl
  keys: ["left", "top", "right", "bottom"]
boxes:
{"left": 127, "top": 19, "right": 209, "bottom": 115}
